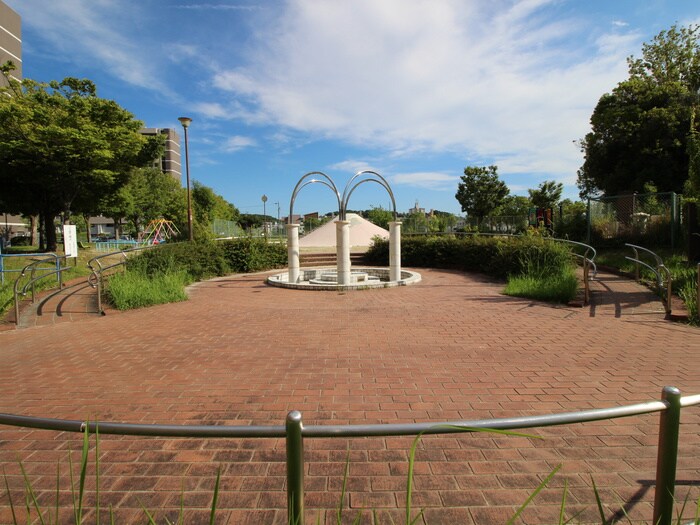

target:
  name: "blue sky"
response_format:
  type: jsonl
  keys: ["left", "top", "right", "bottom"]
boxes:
{"left": 6, "top": 0, "right": 700, "bottom": 218}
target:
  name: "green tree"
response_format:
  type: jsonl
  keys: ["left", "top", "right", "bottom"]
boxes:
{"left": 494, "top": 195, "right": 532, "bottom": 217}
{"left": 528, "top": 181, "right": 563, "bottom": 210}
{"left": 366, "top": 206, "right": 393, "bottom": 230}
{"left": 191, "top": 181, "right": 240, "bottom": 239}
{"left": 101, "top": 167, "right": 185, "bottom": 238}
{"left": 0, "top": 66, "right": 153, "bottom": 250}
{"left": 427, "top": 211, "right": 457, "bottom": 232}
{"left": 455, "top": 165, "right": 509, "bottom": 223}
{"left": 577, "top": 24, "right": 700, "bottom": 198}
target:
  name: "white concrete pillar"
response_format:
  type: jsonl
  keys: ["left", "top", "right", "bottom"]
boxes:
{"left": 336, "top": 220, "right": 351, "bottom": 285}
{"left": 389, "top": 221, "right": 402, "bottom": 282}
{"left": 287, "top": 223, "right": 300, "bottom": 283}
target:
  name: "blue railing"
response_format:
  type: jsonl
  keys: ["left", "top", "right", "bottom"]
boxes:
{"left": 0, "top": 387, "right": 697, "bottom": 525}
{"left": 0, "top": 250, "right": 61, "bottom": 285}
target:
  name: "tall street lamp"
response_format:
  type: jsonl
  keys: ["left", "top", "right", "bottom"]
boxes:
{"left": 261, "top": 194, "right": 268, "bottom": 240}
{"left": 178, "top": 116, "right": 194, "bottom": 242}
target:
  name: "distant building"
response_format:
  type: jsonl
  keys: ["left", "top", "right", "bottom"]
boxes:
{"left": 139, "top": 128, "right": 182, "bottom": 182}
{"left": 0, "top": 1, "right": 22, "bottom": 87}
{"left": 408, "top": 200, "right": 426, "bottom": 215}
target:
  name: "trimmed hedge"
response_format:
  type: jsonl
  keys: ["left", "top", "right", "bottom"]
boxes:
{"left": 125, "top": 239, "right": 287, "bottom": 281}
{"left": 365, "top": 234, "right": 575, "bottom": 280}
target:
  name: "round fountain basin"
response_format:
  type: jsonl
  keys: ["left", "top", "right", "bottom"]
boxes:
{"left": 266, "top": 267, "right": 421, "bottom": 291}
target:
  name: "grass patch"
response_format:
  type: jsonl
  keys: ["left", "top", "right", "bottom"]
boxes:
{"left": 106, "top": 270, "right": 189, "bottom": 310}
{"left": 503, "top": 270, "right": 579, "bottom": 303}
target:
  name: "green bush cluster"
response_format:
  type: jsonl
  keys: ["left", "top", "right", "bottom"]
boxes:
{"left": 108, "top": 239, "right": 287, "bottom": 310}
{"left": 125, "top": 239, "right": 286, "bottom": 281}
{"left": 366, "top": 234, "right": 579, "bottom": 303}
{"left": 366, "top": 234, "right": 575, "bottom": 280}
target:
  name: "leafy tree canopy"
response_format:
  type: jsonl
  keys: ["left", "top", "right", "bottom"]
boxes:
{"left": 0, "top": 63, "right": 155, "bottom": 249}
{"left": 528, "top": 180, "right": 563, "bottom": 209}
{"left": 494, "top": 195, "right": 532, "bottom": 217}
{"left": 577, "top": 24, "right": 700, "bottom": 198}
{"left": 455, "top": 165, "right": 509, "bottom": 221}
{"left": 366, "top": 205, "right": 394, "bottom": 230}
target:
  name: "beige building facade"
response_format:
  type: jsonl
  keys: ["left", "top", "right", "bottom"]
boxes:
{"left": 0, "top": 0, "right": 22, "bottom": 86}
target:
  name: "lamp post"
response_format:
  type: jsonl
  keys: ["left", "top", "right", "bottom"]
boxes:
{"left": 178, "top": 116, "right": 194, "bottom": 242}
{"left": 262, "top": 194, "right": 268, "bottom": 240}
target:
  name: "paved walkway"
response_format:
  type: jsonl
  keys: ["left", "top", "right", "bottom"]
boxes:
{"left": 0, "top": 269, "right": 698, "bottom": 524}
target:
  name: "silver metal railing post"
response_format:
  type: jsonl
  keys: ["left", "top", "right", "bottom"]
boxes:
{"left": 286, "top": 410, "right": 305, "bottom": 524}
{"left": 653, "top": 386, "right": 682, "bottom": 525}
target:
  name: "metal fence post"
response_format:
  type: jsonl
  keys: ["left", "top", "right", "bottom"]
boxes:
{"left": 286, "top": 410, "right": 304, "bottom": 524}
{"left": 697, "top": 264, "right": 699, "bottom": 323}
{"left": 653, "top": 386, "right": 682, "bottom": 525}
{"left": 96, "top": 275, "right": 103, "bottom": 315}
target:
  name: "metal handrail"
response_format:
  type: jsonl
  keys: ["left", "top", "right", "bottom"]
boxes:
{"left": 625, "top": 243, "right": 673, "bottom": 315}
{"left": 0, "top": 387, "right": 696, "bottom": 525}
{"left": 12, "top": 253, "right": 72, "bottom": 325}
{"left": 87, "top": 244, "right": 160, "bottom": 314}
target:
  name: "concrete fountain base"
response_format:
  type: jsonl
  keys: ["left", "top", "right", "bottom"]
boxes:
{"left": 266, "top": 267, "right": 421, "bottom": 291}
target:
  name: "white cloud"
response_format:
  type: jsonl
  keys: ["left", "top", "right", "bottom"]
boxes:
{"left": 223, "top": 135, "right": 257, "bottom": 152}
{"left": 171, "top": 4, "right": 261, "bottom": 10}
{"left": 192, "top": 102, "right": 231, "bottom": 119}
{"left": 328, "top": 160, "right": 378, "bottom": 174}
{"left": 16, "top": 0, "right": 173, "bottom": 94}
{"left": 209, "top": 0, "right": 642, "bottom": 182}
{"left": 392, "top": 172, "right": 460, "bottom": 190}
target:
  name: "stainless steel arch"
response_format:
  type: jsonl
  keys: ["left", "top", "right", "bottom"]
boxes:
{"left": 288, "top": 172, "right": 341, "bottom": 224}
{"left": 340, "top": 170, "right": 397, "bottom": 221}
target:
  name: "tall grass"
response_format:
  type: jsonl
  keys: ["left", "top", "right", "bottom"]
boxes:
{"left": 106, "top": 270, "right": 189, "bottom": 310}
{"left": 503, "top": 241, "right": 579, "bottom": 303}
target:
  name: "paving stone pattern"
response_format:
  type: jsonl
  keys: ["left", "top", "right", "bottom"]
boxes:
{"left": 0, "top": 269, "right": 699, "bottom": 524}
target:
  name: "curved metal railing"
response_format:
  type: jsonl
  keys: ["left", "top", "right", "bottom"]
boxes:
{"left": 0, "top": 387, "right": 697, "bottom": 525}
{"left": 87, "top": 244, "right": 159, "bottom": 314}
{"left": 12, "top": 253, "right": 72, "bottom": 325}
{"left": 625, "top": 243, "right": 673, "bottom": 315}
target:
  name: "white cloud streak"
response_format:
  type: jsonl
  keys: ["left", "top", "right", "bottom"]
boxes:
{"left": 210, "top": 0, "right": 642, "bottom": 182}
{"left": 392, "top": 172, "right": 460, "bottom": 190}
{"left": 224, "top": 135, "right": 257, "bottom": 152}
{"left": 15, "top": 0, "right": 173, "bottom": 94}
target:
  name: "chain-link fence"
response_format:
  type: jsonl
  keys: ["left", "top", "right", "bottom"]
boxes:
{"left": 463, "top": 215, "right": 529, "bottom": 234}
{"left": 212, "top": 219, "right": 245, "bottom": 238}
{"left": 587, "top": 192, "right": 680, "bottom": 249}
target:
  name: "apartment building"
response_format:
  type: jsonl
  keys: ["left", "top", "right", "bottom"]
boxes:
{"left": 0, "top": 0, "right": 21, "bottom": 86}
{"left": 139, "top": 127, "right": 182, "bottom": 182}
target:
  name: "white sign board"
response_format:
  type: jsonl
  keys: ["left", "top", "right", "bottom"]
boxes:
{"left": 63, "top": 224, "right": 78, "bottom": 258}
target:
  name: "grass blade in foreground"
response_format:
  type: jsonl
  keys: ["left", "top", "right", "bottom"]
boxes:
{"left": 406, "top": 425, "right": 541, "bottom": 525}
{"left": 506, "top": 464, "right": 561, "bottom": 525}
{"left": 2, "top": 467, "right": 18, "bottom": 525}
{"left": 208, "top": 466, "right": 221, "bottom": 525}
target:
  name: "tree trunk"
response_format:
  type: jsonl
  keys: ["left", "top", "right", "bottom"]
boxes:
{"left": 83, "top": 214, "right": 92, "bottom": 243}
{"left": 38, "top": 212, "right": 45, "bottom": 252}
{"left": 43, "top": 211, "right": 58, "bottom": 252}
{"left": 29, "top": 215, "right": 38, "bottom": 246}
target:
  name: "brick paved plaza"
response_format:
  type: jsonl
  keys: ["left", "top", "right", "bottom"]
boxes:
{"left": 0, "top": 268, "right": 699, "bottom": 524}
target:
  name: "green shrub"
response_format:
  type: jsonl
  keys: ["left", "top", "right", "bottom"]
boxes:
{"left": 219, "top": 238, "right": 287, "bottom": 273}
{"left": 367, "top": 234, "right": 576, "bottom": 281}
{"left": 126, "top": 242, "right": 229, "bottom": 281}
{"left": 107, "top": 270, "right": 189, "bottom": 310}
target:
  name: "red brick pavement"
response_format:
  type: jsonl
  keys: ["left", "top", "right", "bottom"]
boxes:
{"left": 0, "top": 268, "right": 698, "bottom": 524}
